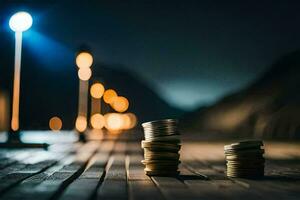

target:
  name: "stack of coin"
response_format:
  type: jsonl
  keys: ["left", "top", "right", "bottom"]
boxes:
{"left": 224, "top": 140, "right": 265, "bottom": 178}
{"left": 141, "top": 119, "right": 181, "bottom": 176}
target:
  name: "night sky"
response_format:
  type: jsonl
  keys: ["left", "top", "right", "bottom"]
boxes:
{"left": 1, "top": 0, "right": 300, "bottom": 111}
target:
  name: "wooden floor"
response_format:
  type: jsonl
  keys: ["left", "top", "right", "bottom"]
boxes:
{"left": 0, "top": 130, "right": 300, "bottom": 200}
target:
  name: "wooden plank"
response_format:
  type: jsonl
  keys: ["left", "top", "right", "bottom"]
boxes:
{"left": 151, "top": 175, "right": 199, "bottom": 200}
{"left": 225, "top": 159, "right": 300, "bottom": 200}
{"left": 180, "top": 164, "right": 262, "bottom": 200}
{"left": 59, "top": 140, "right": 115, "bottom": 200}
{"left": 182, "top": 142, "right": 300, "bottom": 200}
{"left": 0, "top": 160, "right": 57, "bottom": 196}
{"left": 36, "top": 143, "right": 98, "bottom": 200}
{"left": 181, "top": 143, "right": 264, "bottom": 200}
{"left": 0, "top": 158, "right": 18, "bottom": 169}
{"left": 127, "top": 153, "right": 164, "bottom": 200}
{"left": 0, "top": 153, "right": 76, "bottom": 200}
{"left": 126, "top": 141, "right": 196, "bottom": 200}
{"left": 0, "top": 163, "right": 27, "bottom": 179}
{"left": 0, "top": 139, "right": 107, "bottom": 200}
{"left": 0, "top": 151, "right": 34, "bottom": 177}
{"left": 0, "top": 136, "right": 299, "bottom": 200}
{"left": 96, "top": 141, "right": 127, "bottom": 200}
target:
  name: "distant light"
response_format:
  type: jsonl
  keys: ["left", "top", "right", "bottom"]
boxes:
{"left": 75, "top": 115, "right": 87, "bottom": 132}
{"left": 90, "top": 113, "right": 105, "bottom": 129}
{"left": 103, "top": 89, "right": 117, "bottom": 104}
{"left": 9, "top": 11, "right": 33, "bottom": 32}
{"left": 78, "top": 68, "right": 92, "bottom": 81}
{"left": 104, "top": 113, "right": 124, "bottom": 131}
{"left": 90, "top": 83, "right": 105, "bottom": 99}
{"left": 11, "top": 117, "right": 19, "bottom": 131}
{"left": 122, "top": 114, "right": 131, "bottom": 130}
{"left": 49, "top": 116, "right": 62, "bottom": 132}
{"left": 112, "top": 96, "right": 129, "bottom": 113}
{"left": 121, "top": 113, "right": 137, "bottom": 130}
{"left": 76, "top": 52, "right": 93, "bottom": 69}
{"left": 124, "top": 113, "right": 137, "bottom": 129}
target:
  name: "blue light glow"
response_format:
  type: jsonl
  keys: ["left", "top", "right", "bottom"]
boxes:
{"left": 25, "top": 30, "right": 73, "bottom": 71}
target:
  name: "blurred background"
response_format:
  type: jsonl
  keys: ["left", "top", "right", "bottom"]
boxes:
{"left": 0, "top": 0, "right": 299, "bottom": 139}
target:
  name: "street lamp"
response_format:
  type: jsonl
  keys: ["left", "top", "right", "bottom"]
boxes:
{"left": 0, "top": 11, "right": 47, "bottom": 148}
{"left": 75, "top": 50, "right": 93, "bottom": 142}
{"left": 90, "top": 82, "right": 105, "bottom": 130}
{"left": 10, "top": 12, "right": 32, "bottom": 133}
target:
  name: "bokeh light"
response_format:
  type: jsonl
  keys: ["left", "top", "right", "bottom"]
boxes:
{"left": 76, "top": 52, "right": 93, "bottom": 69}
{"left": 49, "top": 116, "right": 62, "bottom": 132}
{"left": 112, "top": 96, "right": 129, "bottom": 113}
{"left": 9, "top": 11, "right": 33, "bottom": 32}
{"left": 90, "top": 83, "right": 105, "bottom": 99}
{"left": 104, "top": 113, "right": 124, "bottom": 131}
{"left": 123, "top": 113, "right": 137, "bottom": 129}
{"left": 104, "top": 113, "right": 137, "bottom": 131}
{"left": 103, "top": 89, "right": 117, "bottom": 104}
{"left": 78, "top": 68, "right": 92, "bottom": 81}
{"left": 11, "top": 117, "right": 18, "bottom": 131}
{"left": 75, "top": 115, "right": 87, "bottom": 132}
{"left": 90, "top": 113, "right": 105, "bottom": 129}
{"left": 122, "top": 114, "right": 132, "bottom": 130}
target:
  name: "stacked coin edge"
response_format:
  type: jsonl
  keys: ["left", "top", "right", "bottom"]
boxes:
{"left": 141, "top": 119, "right": 181, "bottom": 176}
{"left": 224, "top": 140, "right": 265, "bottom": 179}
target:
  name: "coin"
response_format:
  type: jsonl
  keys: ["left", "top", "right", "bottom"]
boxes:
{"left": 144, "top": 169, "right": 180, "bottom": 176}
{"left": 224, "top": 140, "right": 263, "bottom": 151}
{"left": 141, "top": 140, "right": 181, "bottom": 148}
{"left": 224, "top": 140, "right": 265, "bottom": 179}
{"left": 141, "top": 119, "right": 181, "bottom": 176}
{"left": 144, "top": 152, "right": 180, "bottom": 160}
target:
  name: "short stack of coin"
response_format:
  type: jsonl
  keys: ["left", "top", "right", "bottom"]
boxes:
{"left": 141, "top": 119, "right": 181, "bottom": 176}
{"left": 224, "top": 140, "right": 265, "bottom": 178}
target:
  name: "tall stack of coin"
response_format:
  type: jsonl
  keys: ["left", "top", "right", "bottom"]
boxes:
{"left": 224, "top": 140, "right": 265, "bottom": 178}
{"left": 141, "top": 119, "right": 181, "bottom": 176}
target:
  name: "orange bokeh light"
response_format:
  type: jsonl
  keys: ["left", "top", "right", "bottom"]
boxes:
{"left": 104, "top": 113, "right": 124, "bottom": 131}
{"left": 90, "top": 83, "right": 105, "bottom": 99}
{"left": 49, "top": 116, "right": 62, "bottom": 132}
{"left": 104, "top": 112, "right": 137, "bottom": 131}
{"left": 90, "top": 113, "right": 105, "bottom": 129}
{"left": 103, "top": 89, "right": 117, "bottom": 104}
{"left": 76, "top": 52, "right": 93, "bottom": 69}
{"left": 11, "top": 117, "right": 18, "bottom": 131}
{"left": 112, "top": 96, "right": 129, "bottom": 113}
{"left": 75, "top": 115, "right": 87, "bottom": 132}
{"left": 78, "top": 68, "right": 92, "bottom": 81}
{"left": 123, "top": 113, "right": 137, "bottom": 129}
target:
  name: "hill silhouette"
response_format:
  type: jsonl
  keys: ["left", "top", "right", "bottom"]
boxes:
{"left": 181, "top": 50, "right": 300, "bottom": 139}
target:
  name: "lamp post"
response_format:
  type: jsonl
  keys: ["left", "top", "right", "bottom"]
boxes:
{"left": 75, "top": 51, "right": 93, "bottom": 142}
{"left": 90, "top": 82, "right": 105, "bottom": 130}
{"left": 0, "top": 11, "right": 47, "bottom": 148}
{"left": 9, "top": 12, "right": 32, "bottom": 136}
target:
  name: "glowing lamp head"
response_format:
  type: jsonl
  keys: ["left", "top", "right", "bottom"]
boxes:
{"left": 75, "top": 116, "right": 87, "bottom": 132}
{"left": 78, "top": 68, "right": 92, "bottom": 81}
{"left": 90, "top": 83, "right": 105, "bottom": 99}
{"left": 76, "top": 52, "right": 93, "bottom": 69}
{"left": 9, "top": 11, "right": 33, "bottom": 32}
